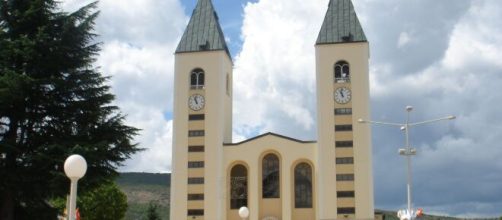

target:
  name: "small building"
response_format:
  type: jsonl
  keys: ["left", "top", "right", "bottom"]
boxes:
{"left": 170, "top": 0, "right": 374, "bottom": 219}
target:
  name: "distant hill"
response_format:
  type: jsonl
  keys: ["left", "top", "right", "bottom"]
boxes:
{"left": 117, "top": 172, "right": 171, "bottom": 186}
{"left": 117, "top": 172, "right": 171, "bottom": 220}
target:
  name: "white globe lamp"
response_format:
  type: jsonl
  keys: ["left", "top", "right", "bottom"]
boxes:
{"left": 64, "top": 154, "right": 87, "bottom": 220}
{"left": 64, "top": 154, "right": 87, "bottom": 179}
{"left": 238, "top": 206, "right": 249, "bottom": 220}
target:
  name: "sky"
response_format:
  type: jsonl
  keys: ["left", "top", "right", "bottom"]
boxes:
{"left": 60, "top": 0, "right": 502, "bottom": 217}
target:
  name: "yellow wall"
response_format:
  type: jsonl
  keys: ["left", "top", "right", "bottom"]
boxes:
{"left": 223, "top": 134, "right": 316, "bottom": 220}
{"left": 316, "top": 41, "right": 374, "bottom": 220}
{"left": 171, "top": 50, "right": 233, "bottom": 220}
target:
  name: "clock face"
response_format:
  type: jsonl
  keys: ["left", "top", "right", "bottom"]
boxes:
{"left": 188, "top": 94, "right": 205, "bottom": 111}
{"left": 334, "top": 87, "right": 351, "bottom": 104}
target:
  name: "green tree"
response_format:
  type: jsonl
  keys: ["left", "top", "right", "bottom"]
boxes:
{"left": 0, "top": 1, "right": 140, "bottom": 219}
{"left": 51, "top": 182, "right": 127, "bottom": 220}
{"left": 79, "top": 182, "right": 128, "bottom": 220}
{"left": 145, "top": 201, "right": 161, "bottom": 220}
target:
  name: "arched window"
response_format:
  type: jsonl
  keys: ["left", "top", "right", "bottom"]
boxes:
{"left": 334, "top": 61, "right": 350, "bottom": 83}
{"left": 230, "top": 164, "right": 248, "bottom": 209}
{"left": 294, "top": 162, "right": 312, "bottom": 208}
{"left": 190, "top": 68, "right": 205, "bottom": 89}
{"left": 262, "top": 154, "right": 280, "bottom": 198}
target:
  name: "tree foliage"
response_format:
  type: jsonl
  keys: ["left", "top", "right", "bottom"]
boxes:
{"left": 0, "top": 1, "right": 140, "bottom": 219}
{"left": 52, "top": 182, "right": 128, "bottom": 220}
{"left": 145, "top": 201, "right": 161, "bottom": 220}
{"left": 79, "top": 182, "right": 128, "bottom": 220}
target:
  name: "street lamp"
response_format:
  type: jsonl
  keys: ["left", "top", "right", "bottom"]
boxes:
{"left": 238, "top": 206, "right": 249, "bottom": 220}
{"left": 358, "top": 106, "right": 455, "bottom": 220}
{"left": 64, "top": 154, "right": 87, "bottom": 220}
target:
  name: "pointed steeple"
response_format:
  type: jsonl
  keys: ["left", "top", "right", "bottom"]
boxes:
{"left": 316, "top": 0, "right": 367, "bottom": 44}
{"left": 176, "top": 0, "right": 230, "bottom": 57}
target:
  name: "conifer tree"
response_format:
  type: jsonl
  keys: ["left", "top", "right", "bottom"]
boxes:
{"left": 0, "top": 1, "right": 140, "bottom": 219}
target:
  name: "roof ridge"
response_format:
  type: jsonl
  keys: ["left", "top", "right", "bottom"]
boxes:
{"left": 316, "top": 0, "right": 367, "bottom": 44}
{"left": 224, "top": 132, "right": 316, "bottom": 146}
{"left": 176, "top": 0, "right": 231, "bottom": 57}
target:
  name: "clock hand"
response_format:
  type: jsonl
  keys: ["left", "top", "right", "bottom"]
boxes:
{"left": 340, "top": 90, "right": 344, "bottom": 98}
{"left": 194, "top": 97, "right": 198, "bottom": 105}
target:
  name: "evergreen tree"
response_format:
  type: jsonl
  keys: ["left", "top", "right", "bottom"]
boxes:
{"left": 145, "top": 201, "right": 161, "bottom": 220}
{"left": 0, "top": 1, "right": 140, "bottom": 219}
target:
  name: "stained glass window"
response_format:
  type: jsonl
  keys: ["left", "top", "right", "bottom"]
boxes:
{"left": 262, "top": 154, "right": 280, "bottom": 198}
{"left": 230, "top": 164, "right": 248, "bottom": 209}
{"left": 294, "top": 163, "right": 313, "bottom": 208}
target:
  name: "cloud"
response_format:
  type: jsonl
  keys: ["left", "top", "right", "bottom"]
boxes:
{"left": 363, "top": 0, "right": 502, "bottom": 217}
{"left": 397, "top": 31, "right": 411, "bottom": 48}
{"left": 61, "top": 0, "right": 187, "bottom": 172}
{"left": 356, "top": 0, "right": 471, "bottom": 75}
{"left": 98, "top": 41, "right": 176, "bottom": 172}
{"left": 232, "top": 0, "right": 326, "bottom": 140}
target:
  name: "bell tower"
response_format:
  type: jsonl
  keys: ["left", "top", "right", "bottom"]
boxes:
{"left": 315, "top": 0, "right": 374, "bottom": 219}
{"left": 170, "top": 0, "right": 233, "bottom": 219}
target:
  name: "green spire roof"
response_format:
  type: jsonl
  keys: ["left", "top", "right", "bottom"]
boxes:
{"left": 176, "top": 0, "right": 230, "bottom": 57}
{"left": 316, "top": 0, "right": 367, "bottom": 44}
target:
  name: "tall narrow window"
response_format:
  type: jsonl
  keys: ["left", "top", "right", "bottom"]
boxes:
{"left": 230, "top": 164, "right": 248, "bottom": 209}
{"left": 294, "top": 163, "right": 313, "bottom": 208}
{"left": 190, "top": 68, "right": 205, "bottom": 89}
{"left": 334, "top": 61, "right": 350, "bottom": 83}
{"left": 262, "top": 154, "right": 280, "bottom": 198}
{"left": 226, "top": 74, "right": 230, "bottom": 96}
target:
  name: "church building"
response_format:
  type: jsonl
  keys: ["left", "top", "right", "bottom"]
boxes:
{"left": 170, "top": 0, "right": 374, "bottom": 219}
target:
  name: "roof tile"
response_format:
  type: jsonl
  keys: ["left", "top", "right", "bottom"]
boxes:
{"left": 316, "top": 0, "right": 367, "bottom": 44}
{"left": 176, "top": 0, "right": 230, "bottom": 57}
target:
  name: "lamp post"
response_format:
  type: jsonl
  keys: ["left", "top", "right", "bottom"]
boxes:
{"left": 358, "top": 106, "right": 455, "bottom": 220}
{"left": 64, "top": 154, "right": 87, "bottom": 220}
{"left": 238, "top": 206, "right": 249, "bottom": 220}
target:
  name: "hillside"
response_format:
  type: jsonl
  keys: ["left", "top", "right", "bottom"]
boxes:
{"left": 117, "top": 172, "right": 170, "bottom": 220}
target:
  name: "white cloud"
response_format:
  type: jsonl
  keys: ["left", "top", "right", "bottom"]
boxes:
{"left": 443, "top": 1, "right": 502, "bottom": 70}
{"left": 62, "top": 0, "right": 187, "bottom": 172}
{"left": 98, "top": 41, "right": 175, "bottom": 172}
{"left": 397, "top": 31, "right": 412, "bottom": 48}
{"left": 232, "top": 0, "right": 325, "bottom": 140}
